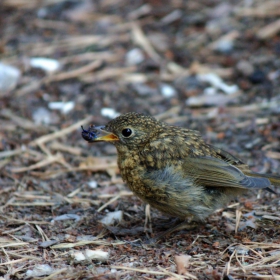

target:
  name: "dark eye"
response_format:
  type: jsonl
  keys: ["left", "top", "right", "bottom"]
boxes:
{"left": 122, "top": 128, "right": 132, "bottom": 137}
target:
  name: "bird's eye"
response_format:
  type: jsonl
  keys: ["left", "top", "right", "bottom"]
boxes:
{"left": 122, "top": 128, "right": 133, "bottom": 138}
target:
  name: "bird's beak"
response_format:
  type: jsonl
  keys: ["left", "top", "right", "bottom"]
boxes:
{"left": 81, "top": 125, "right": 119, "bottom": 143}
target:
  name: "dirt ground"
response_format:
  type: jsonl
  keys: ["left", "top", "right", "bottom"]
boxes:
{"left": 1, "top": 0, "right": 280, "bottom": 279}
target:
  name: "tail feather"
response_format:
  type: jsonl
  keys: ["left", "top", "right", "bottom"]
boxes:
{"left": 264, "top": 174, "right": 280, "bottom": 187}
{"left": 242, "top": 171, "right": 280, "bottom": 193}
{"left": 239, "top": 176, "right": 271, "bottom": 190}
{"left": 250, "top": 173, "right": 280, "bottom": 187}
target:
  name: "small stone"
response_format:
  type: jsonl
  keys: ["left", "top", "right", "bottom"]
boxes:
{"left": 73, "top": 251, "right": 86, "bottom": 262}
{"left": 101, "top": 211, "right": 123, "bottom": 225}
{"left": 85, "top": 249, "right": 109, "bottom": 262}
{"left": 126, "top": 48, "right": 145, "bottom": 65}
{"left": 214, "top": 39, "right": 234, "bottom": 53}
{"left": 0, "top": 63, "right": 21, "bottom": 93}
{"left": 30, "top": 57, "right": 61, "bottom": 73}
{"left": 236, "top": 60, "right": 254, "bottom": 76}
{"left": 48, "top": 101, "right": 75, "bottom": 114}
{"left": 26, "top": 264, "right": 53, "bottom": 277}
{"left": 160, "top": 83, "right": 177, "bottom": 98}
{"left": 101, "top": 108, "right": 120, "bottom": 119}
{"left": 32, "top": 107, "right": 51, "bottom": 125}
{"left": 88, "top": 181, "right": 98, "bottom": 188}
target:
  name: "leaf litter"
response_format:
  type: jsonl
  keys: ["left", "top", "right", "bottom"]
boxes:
{"left": 1, "top": 0, "right": 280, "bottom": 279}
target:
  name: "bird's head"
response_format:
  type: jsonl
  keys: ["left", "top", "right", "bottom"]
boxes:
{"left": 81, "top": 112, "right": 164, "bottom": 150}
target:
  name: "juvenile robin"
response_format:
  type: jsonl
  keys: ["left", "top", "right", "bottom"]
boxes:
{"left": 81, "top": 112, "right": 279, "bottom": 234}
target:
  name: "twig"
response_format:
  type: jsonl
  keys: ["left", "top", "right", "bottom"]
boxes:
{"left": 10, "top": 153, "right": 64, "bottom": 173}
{"left": 235, "top": 209, "right": 242, "bottom": 233}
{"left": 111, "top": 265, "right": 169, "bottom": 276}
{"left": 256, "top": 19, "right": 280, "bottom": 39}
{"left": 31, "top": 116, "right": 92, "bottom": 146}
{"left": 97, "top": 195, "right": 120, "bottom": 212}
{"left": 131, "top": 22, "right": 161, "bottom": 63}
{"left": 44, "top": 60, "right": 103, "bottom": 83}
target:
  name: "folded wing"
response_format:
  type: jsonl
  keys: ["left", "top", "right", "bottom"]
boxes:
{"left": 182, "top": 156, "right": 271, "bottom": 190}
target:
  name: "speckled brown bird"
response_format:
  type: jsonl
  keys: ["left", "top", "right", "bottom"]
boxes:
{"left": 81, "top": 112, "right": 279, "bottom": 223}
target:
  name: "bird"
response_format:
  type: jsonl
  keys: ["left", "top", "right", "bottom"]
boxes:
{"left": 81, "top": 112, "right": 279, "bottom": 234}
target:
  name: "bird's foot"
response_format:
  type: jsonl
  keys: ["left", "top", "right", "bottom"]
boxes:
{"left": 153, "top": 221, "right": 198, "bottom": 242}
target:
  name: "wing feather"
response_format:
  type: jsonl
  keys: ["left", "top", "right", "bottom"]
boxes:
{"left": 182, "top": 157, "right": 271, "bottom": 190}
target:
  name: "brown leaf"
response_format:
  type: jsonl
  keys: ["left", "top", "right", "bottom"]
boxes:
{"left": 174, "top": 254, "right": 191, "bottom": 275}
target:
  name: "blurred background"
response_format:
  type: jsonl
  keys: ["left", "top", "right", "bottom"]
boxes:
{"left": 0, "top": 0, "right": 280, "bottom": 279}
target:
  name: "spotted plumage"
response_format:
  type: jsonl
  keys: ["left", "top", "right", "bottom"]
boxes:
{"left": 82, "top": 112, "right": 279, "bottom": 221}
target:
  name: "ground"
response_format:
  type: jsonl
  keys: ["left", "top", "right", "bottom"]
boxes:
{"left": 1, "top": 0, "right": 280, "bottom": 279}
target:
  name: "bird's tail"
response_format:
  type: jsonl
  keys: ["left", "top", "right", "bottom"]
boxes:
{"left": 255, "top": 173, "right": 280, "bottom": 187}
{"left": 244, "top": 171, "right": 280, "bottom": 188}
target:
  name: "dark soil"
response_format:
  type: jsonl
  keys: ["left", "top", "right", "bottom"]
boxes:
{"left": 1, "top": 1, "right": 280, "bottom": 279}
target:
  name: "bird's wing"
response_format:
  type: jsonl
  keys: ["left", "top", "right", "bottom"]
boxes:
{"left": 208, "top": 145, "right": 244, "bottom": 165}
{"left": 209, "top": 146, "right": 280, "bottom": 187}
{"left": 182, "top": 156, "right": 271, "bottom": 190}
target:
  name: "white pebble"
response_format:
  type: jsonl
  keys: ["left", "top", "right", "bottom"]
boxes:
{"left": 186, "top": 93, "right": 238, "bottom": 107}
{"left": 218, "top": 83, "right": 238, "bottom": 95}
{"left": 32, "top": 107, "right": 51, "bottom": 125}
{"left": 37, "top": 7, "right": 48, "bottom": 18}
{"left": 48, "top": 101, "right": 75, "bottom": 114}
{"left": 73, "top": 251, "right": 86, "bottom": 262}
{"left": 197, "top": 73, "right": 238, "bottom": 94}
{"left": 88, "top": 181, "right": 98, "bottom": 189}
{"left": 268, "top": 70, "right": 280, "bottom": 81}
{"left": 236, "top": 60, "right": 254, "bottom": 76}
{"left": 204, "top": 87, "right": 217, "bottom": 95}
{"left": 0, "top": 62, "right": 21, "bottom": 92}
{"left": 213, "top": 39, "right": 234, "bottom": 53}
{"left": 101, "top": 210, "right": 123, "bottom": 226}
{"left": 26, "top": 264, "right": 53, "bottom": 277}
{"left": 101, "top": 108, "right": 120, "bottom": 119}
{"left": 85, "top": 249, "right": 109, "bottom": 262}
{"left": 30, "top": 57, "right": 61, "bottom": 73}
{"left": 198, "top": 73, "right": 222, "bottom": 87}
{"left": 160, "top": 83, "right": 177, "bottom": 98}
{"left": 126, "top": 48, "right": 145, "bottom": 65}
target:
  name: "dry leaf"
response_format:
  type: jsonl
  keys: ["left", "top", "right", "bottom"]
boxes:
{"left": 174, "top": 254, "right": 191, "bottom": 275}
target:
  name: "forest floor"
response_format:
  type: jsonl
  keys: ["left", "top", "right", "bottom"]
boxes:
{"left": 1, "top": 0, "right": 280, "bottom": 279}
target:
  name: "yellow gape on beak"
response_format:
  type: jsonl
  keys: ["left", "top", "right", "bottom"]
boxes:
{"left": 81, "top": 125, "right": 119, "bottom": 142}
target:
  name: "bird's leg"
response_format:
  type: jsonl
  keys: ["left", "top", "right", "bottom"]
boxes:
{"left": 157, "top": 221, "right": 197, "bottom": 239}
{"left": 144, "top": 204, "right": 153, "bottom": 236}
{"left": 145, "top": 219, "right": 198, "bottom": 244}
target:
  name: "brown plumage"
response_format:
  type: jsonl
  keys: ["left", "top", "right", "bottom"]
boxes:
{"left": 81, "top": 112, "right": 279, "bottom": 221}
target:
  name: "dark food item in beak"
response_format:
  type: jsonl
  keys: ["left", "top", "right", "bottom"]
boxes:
{"left": 81, "top": 125, "right": 119, "bottom": 142}
{"left": 81, "top": 125, "right": 100, "bottom": 142}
